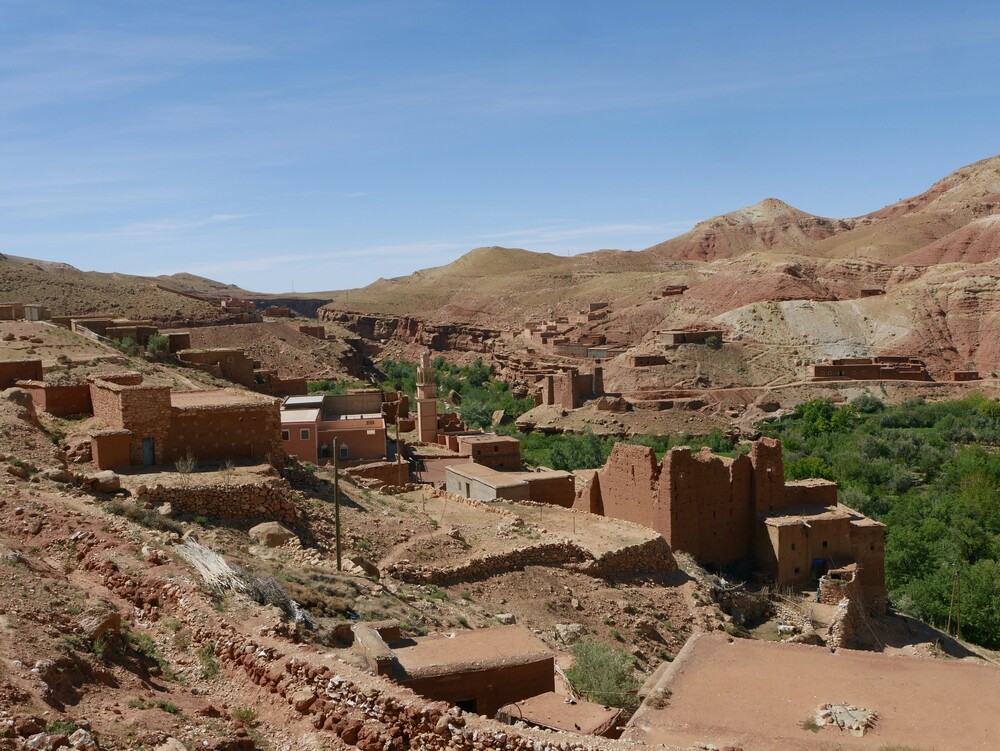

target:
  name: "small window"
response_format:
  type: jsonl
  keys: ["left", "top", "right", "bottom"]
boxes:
{"left": 300, "top": 428, "right": 310, "bottom": 440}
{"left": 822, "top": 540, "right": 828, "bottom": 549}
{"left": 794, "top": 567, "right": 801, "bottom": 574}
{"left": 281, "top": 430, "right": 289, "bottom": 441}
{"left": 870, "top": 544, "right": 875, "bottom": 551}
{"left": 790, "top": 543, "right": 796, "bottom": 551}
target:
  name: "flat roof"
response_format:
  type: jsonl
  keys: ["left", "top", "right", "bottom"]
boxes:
{"left": 445, "top": 462, "right": 573, "bottom": 489}
{"left": 392, "top": 626, "right": 552, "bottom": 679}
{"left": 281, "top": 408, "right": 320, "bottom": 424}
{"left": 283, "top": 395, "right": 325, "bottom": 408}
{"left": 762, "top": 503, "right": 884, "bottom": 528}
{"left": 170, "top": 389, "right": 274, "bottom": 408}
{"left": 624, "top": 632, "right": 1000, "bottom": 751}
{"left": 459, "top": 434, "right": 520, "bottom": 445}
{"left": 506, "top": 691, "right": 622, "bottom": 736}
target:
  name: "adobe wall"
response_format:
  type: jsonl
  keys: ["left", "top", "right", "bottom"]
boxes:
{"left": 328, "top": 390, "right": 384, "bottom": 416}
{"left": 316, "top": 424, "right": 386, "bottom": 461}
{"left": 784, "top": 478, "right": 839, "bottom": 507}
{"left": 660, "top": 448, "right": 754, "bottom": 567}
{"left": 526, "top": 474, "right": 576, "bottom": 507}
{"left": 167, "top": 332, "right": 191, "bottom": 352}
{"left": 90, "top": 430, "right": 131, "bottom": 470}
{"left": 168, "top": 403, "right": 283, "bottom": 466}
{"left": 0, "top": 359, "right": 43, "bottom": 390}
{"left": 401, "top": 659, "right": 554, "bottom": 719}
{"left": 596, "top": 444, "right": 662, "bottom": 530}
{"left": 135, "top": 478, "right": 298, "bottom": 523}
{"left": 179, "top": 350, "right": 256, "bottom": 387}
{"left": 282, "top": 419, "right": 318, "bottom": 464}
{"left": 344, "top": 461, "right": 410, "bottom": 488}
{"left": 17, "top": 381, "right": 92, "bottom": 417}
{"left": 0, "top": 303, "right": 25, "bottom": 320}
{"left": 749, "top": 437, "right": 786, "bottom": 514}
{"left": 90, "top": 382, "right": 172, "bottom": 465}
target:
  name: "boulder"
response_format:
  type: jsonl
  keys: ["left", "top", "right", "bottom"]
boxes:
{"left": 77, "top": 599, "right": 122, "bottom": 643}
{"left": 491, "top": 409, "right": 513, "bottom": 426}
{"left": 555, "top": 623, "right": 586, "bottom": 645}
{"left": 249, "top": 521, "right": 298, "bottom": 548}
{"left": 89, "top": 471, "right": 120, "bottom": 493}
{"left": 496, "top": 613, "right": 516, "bottom": 625}
{"left": 42, "top": 468, "right": 74, "bottom": 484}
{"left": 755, "top": 395, "right": 781, "bottom": 413}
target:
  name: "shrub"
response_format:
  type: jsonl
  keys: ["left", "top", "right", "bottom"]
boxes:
{"left": 566, "top": 640, "right": 639, "bottom": 708}
{"left": 198, "top": 642, "right": 219, "bottom": 679}
{"left": 230, "top": 706, "right": 258, "bottom": 726}
{"left": 144, "top": 333, "right": 170, "bottom": 359}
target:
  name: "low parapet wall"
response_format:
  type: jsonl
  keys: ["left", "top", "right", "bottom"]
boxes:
{"left": 386, "top": 534, "right": 676, "bottom": 584}
{"left": 135, "top": 478, "right": 299, "bottom": 524}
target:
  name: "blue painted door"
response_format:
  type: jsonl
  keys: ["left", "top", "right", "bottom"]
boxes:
{"left": 141, "top": 437, "right": 155, "bottom": 466}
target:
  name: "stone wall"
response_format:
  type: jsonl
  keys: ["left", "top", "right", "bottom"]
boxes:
{"left": 0, "top": 358, "right": 43, "bottom": 390}
{"left": 823, "top": 570, "right": 864, "bottom": 650}
{"left": 136, "top": 477, "right": 298, "bottom": 523}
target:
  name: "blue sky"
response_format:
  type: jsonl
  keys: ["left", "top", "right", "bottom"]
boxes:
{"left": 2, "top": 1, "right": 999, "bottom": 293}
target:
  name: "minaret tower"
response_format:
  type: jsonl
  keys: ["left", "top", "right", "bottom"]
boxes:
{"left": 416, "top": 351, "right": 438, "bottom": 443}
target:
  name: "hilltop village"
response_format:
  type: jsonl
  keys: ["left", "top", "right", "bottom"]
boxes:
{"left": 1, "top": 289, "right": 999, "bottom": 751}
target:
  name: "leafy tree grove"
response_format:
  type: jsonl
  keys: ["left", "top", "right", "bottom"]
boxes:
{"left": 763, "top": 394, "right": 1000, "bottom": 647}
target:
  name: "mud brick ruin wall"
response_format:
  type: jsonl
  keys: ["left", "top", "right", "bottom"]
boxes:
{"left": 136, "top": 478, "right": 298, "bottom": 524}
{"left": 589, "top": 438, "right": 839, "bottom": 569}
{"left": 167, "top": 403, "right": 283, "bottom": 466}
{"left": 0, "top": 303, "right": 25, "bottom": 320}
{"left": 387, "top": 533, "right": 676, "bottom": 584}
{"left": 344, "top": 461, "right": 410, "bottom": 488}
{"left": 0, "top": 358, "right": 43, "bottom": 389}
{"left": 179, "top": 349, "right": 256, "bottom": 387}
{"left": 16, "top": 380, "right": 92, "bottom": 416}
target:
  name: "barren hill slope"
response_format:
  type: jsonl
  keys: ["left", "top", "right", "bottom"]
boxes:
{"left": 316, "top": 154, "right": 1000, "bottom": 332}
{"left": 0, "top": 255, "right": 225, "bottom": 323}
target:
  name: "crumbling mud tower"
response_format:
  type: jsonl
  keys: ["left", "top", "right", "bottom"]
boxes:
{"left": 415, "top": 351, "right": 438, "bottom": 443}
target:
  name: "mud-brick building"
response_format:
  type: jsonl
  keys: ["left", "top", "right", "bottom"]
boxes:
{"left": 279, "top": 391, "right": 387, "bottom": 463}
{"left": 352, "top": 622, "right": 555, "bottom": 718}
{"left": 445, "top": 463, "right": 575, "bottom": 506}
{"left": 811, "top": 356, "right": 932, "bottom": 382}
{"left": 577, "top": 438, "right": 886, "bottom": 609}
{"left": 455, "top": 434, "right": 522, "bottom": 470}
{"left": 89, "top": 380, "right": 282, "bottom": 468}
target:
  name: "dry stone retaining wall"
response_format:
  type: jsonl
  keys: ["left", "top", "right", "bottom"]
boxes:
{"left": 136, "top": 478, "right": 299, "bottom": 524}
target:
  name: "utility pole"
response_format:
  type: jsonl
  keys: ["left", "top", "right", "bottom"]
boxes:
{"left": 947, "top": 568, "right": 962, "bottom": 637}
{"left": 947, "top": 572, "right": 955, "bottom": 635}
{"left": 333, "top": 437, "right": 341, "bottom": 571}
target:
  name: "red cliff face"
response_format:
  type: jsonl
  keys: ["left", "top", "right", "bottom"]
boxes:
{"left": 319, "top": 310, "right": 501, "bottom": 353}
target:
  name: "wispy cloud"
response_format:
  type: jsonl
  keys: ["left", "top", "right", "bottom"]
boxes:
{"left": 483, "top": 221, "right": 697, "bottom": 246}
{"left": 114, "top": 213, "right": 251, "bottom": 237}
